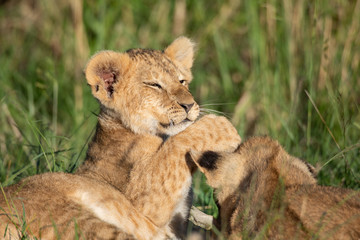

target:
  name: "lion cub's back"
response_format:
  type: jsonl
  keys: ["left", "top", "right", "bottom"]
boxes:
{"left": 0, "top": 173, "right": 131, "bottom": 239}
{"left": 1, "top": 173, "right": 79, "bottom": 237}
{"left": 286, "top": 184, "right": 360, "bottom": 239}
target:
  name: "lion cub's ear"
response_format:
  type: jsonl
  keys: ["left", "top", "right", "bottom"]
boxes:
{"left": 165, "top": 36, "right": 195, "bottom": 69}
{"left": 190, "top": 150, "right": 229, "bottom": 188}
{"left": 190, "top": 150, "right": 220, "bottom": 173}
{"left": 85, "top": 51, "right": 131, "bottom": 100}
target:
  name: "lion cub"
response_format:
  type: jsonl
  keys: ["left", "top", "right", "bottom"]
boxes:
{"left": 191, "top": 136, "right": 360, "bottom": 239}
{"left": 0, "top": 37, "right": 241, "bottom": 239}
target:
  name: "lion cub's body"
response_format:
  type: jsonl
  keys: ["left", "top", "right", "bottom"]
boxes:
{"left": 0, "top": 37, "right": 241, "bottom": 239}
{"left": 192, "top": 136, "right": 360, "bottom": 239}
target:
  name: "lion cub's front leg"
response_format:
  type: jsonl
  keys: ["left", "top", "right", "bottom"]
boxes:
{"left": 176, "top": 114, "right": 241, "bottom": 153}
{"left": 67, "top": 176, "right": 168, "bottom": 240}
{"left": 126, "top": 114, "right": 240, "bottom": 235}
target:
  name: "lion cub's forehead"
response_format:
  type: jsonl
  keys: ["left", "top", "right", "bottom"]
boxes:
{"left": 126, "top": 48, "right": 184, "bottom": 78}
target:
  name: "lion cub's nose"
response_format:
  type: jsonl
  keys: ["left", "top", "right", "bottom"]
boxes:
{"left": 180, "top": 103, "right": 194, "bottom": 113}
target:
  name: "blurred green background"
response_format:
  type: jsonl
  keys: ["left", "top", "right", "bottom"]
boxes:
{"left": 0, "top": 0, "right": 359, "bottom": 224}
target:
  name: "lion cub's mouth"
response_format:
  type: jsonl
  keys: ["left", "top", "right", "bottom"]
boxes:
{"left": 160, "top": 118, "right": 192, "bottom": 128}
{"left": 158, "top": 103, "right": 199, "bottom": 136}
{"left": 158, "top": 117, "right": 195, "bottom": 137}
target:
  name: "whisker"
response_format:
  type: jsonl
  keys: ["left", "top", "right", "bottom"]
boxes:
{"left": 199, "top": 99, "right": 231, "bottom": 105}
{"left": 198, "top": 112, "right": 207, "bottom": 117}
{"left": 200, "top": 108, "right": 232, "bottom": 118}
{"left": 200, "top": 102, "right": 236, "bottom": 107}
{"left": 167, "top": 114, "right": 174, "bottom": 127}
{"left": 200, "top": 107, "right": 226, "bottom": 113}
{"left": 200, "top": 111, "right": 230, "bottom": 117}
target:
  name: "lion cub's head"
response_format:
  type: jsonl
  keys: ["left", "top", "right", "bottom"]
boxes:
{"left": 191, "top": 136, "right": 317, "bottom": 204}
{"left": 85, "top": 37, "right": 199, "bottom": 136}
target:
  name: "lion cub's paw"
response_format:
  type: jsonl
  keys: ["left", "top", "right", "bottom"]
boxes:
{"left": 193, "top": 114, "right": 241, "bottom": 152}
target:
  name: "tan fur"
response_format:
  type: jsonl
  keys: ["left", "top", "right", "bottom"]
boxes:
{"left": 0, "top": 37, "right": 241, "bottom": 239}
{"left": 191, "top": 136, "right": 360, "bottom": 239}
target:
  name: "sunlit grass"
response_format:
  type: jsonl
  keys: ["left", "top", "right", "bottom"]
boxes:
{"left": 0, "top": 0, "right": 359, "bottom": 238}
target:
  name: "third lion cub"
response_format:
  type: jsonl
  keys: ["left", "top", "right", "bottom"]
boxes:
{"left": 191, "top": 136, "right": 360, "bottom": 239}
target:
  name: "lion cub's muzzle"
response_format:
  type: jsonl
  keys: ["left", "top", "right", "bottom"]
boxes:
{"left": 173, "top": 88, "right": 199, "bottom": 122}
{"left": 180, "top": 101, "right": 199, "bottom": 123}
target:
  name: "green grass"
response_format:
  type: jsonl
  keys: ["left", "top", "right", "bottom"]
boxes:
{"left": 0, "top": 0, "right": 359, "bottom": 237}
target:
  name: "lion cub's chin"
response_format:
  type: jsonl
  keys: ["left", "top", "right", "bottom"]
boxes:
{"left": 159, "top": 119, "right": 194, "bottom": 137}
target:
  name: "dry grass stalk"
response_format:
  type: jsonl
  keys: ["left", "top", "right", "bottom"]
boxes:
{"left": 173, "top": 0, "right": 186, "bottom": 36}
{"left": 69, "top": 0, "right": 89, "bottom": 123}
{"left": 189, "top": 206, "right": 213, "bottom": 230}
{"left": 341, "top": 0, "right": 360, "bottom": 91}
{"left": 318, "top": 17, "right": 333, "bottom": 90}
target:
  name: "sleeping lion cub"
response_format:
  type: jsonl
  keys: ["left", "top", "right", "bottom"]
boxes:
{"left": 0, "top": 37, "right": 241, "bottom": 239}
{"left": 191, "top": 136, "right": 360, "bottom": 239}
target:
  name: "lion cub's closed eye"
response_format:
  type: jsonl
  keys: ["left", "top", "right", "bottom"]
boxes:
{"left": 191, "top": 136, "right": 360, "bottom": 240}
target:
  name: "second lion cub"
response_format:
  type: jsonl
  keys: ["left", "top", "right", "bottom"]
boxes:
{"left": 191, "top": 136, "right": 360, "bottom": 239}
